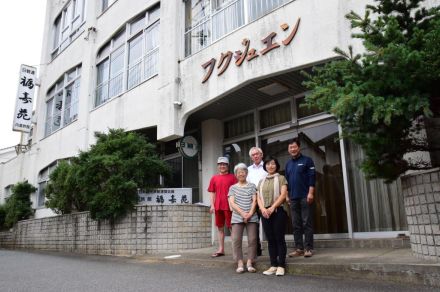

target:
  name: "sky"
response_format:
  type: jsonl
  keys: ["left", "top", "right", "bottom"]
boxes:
{"left": 0, "top": 1, "right": 46, "bottom": 149}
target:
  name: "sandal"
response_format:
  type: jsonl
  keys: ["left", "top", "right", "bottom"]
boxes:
{"left": 236, "top": 266, "right": 245, "bottom": 273}
{"left": 211, "top": 252, "right": 225, "bottom": 258}
{"left": 247, "top": 265, "right": 256, "bottom": 273}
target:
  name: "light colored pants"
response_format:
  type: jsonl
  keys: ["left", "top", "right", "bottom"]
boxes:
{"left": 231, "top": 222, "right": 258, "bottom": 262}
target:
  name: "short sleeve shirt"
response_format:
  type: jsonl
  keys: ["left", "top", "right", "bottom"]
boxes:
{"left": 228, "top": 183, "right": 259, "bottom": 224}
{"left": 208, "top": 173, "right": 237, "bottom": 210}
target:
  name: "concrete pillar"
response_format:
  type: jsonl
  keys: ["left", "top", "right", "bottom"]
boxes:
{"left": 201, "top": 119, "right": 224, "bottom": 245}
{"left": 201, "top": 119, "right": 224, "bottom": 205}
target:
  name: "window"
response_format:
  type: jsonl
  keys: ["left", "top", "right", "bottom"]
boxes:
{"left": 224, "top": 113, "right": 254, "bottom": 139}
{"left": 51, "top": 0, "right": 86, "bottom": 59}
{"left": 37, "top": 162, "right": 59, "bottom": 208}
{"left": 184, "top": 0, "right": 289, "bottom": 56}
{"left": 95, "top": 5, "right": 160, "bottom": 107}
{"left": 45, "top": 65, "right": 81, "bottom": 137}
{"left": 101, "top": 0, "right": 117, "bottom": 13}
{"left": 3, "top": 185, "right": 13, "bottom": 203}
{"left": 259, "top": 101, "right": 291, "bottom": 129}
{"left": 295, "top": 96, "right": 323, "bottom": 119}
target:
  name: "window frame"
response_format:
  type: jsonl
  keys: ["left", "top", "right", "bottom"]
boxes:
{"left": 45, "top": 65, "right": 82, "bottom": 137}
{"left": 51, "top": 0, "right": 87, "bottom": 60}
{"left": 95, "top": 5, "right": 160, "bottom": 108}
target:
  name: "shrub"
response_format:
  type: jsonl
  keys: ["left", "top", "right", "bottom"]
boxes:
{"left": 45, "top": 129, "right": 170, "bottom": 223}
{"left": 4, "top": 181, "right": 36, "bottom": 228}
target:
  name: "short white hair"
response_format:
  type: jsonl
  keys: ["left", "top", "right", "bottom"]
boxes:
{"left": 249, "top": 147, "right": 263, "bottom": 157}
{"left": 234, "top": 163, "right": 248, "bottom": 175}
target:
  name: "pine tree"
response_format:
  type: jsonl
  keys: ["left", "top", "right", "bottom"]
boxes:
{"left": 304, "top": 0, "right": 440, "bottom": 181}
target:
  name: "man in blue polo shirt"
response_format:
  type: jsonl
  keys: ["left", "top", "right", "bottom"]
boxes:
{"left": 285, "top": 137, "right": 316, "bottom": 258}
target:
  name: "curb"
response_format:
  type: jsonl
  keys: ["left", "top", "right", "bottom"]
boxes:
{"left": 137, "top": 255, "right": 440, "bottom": 288}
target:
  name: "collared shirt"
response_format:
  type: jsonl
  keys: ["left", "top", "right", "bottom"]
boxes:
{"left": 285, "top": 154, "right": 316, "bottom": 199}
{"left": 247, "top": 161, "right": 267, "bottom": 187}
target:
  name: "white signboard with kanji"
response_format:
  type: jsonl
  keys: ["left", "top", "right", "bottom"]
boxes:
{"left": 13, "top": 64, "right": 37, "bottom": 132}
{"left": 138, "top": 188, "right": 192, "bottom": 205}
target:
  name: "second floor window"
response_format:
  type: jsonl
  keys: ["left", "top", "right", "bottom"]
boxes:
{"left": 101, "top": 0, "right": 117, "bottom": 13}
{"left": 52, "top": 0, "right": 87, "bottom": 59}
{"left": 184, "top": 0, "right": 289, "bottom": 57}
{"left": 45, "top": 65, "right": 81, "bottom": 137}
{"left": 95, "top": 5, "right": 160, "bottom": 107}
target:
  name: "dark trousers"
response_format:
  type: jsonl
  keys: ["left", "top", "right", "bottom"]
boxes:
{"left": 256, "top": 213, "right": 262, "bottom": 255}
{"left": 261, "top": 207, "right": 287, "bottom": 268}
{"left": 290, "top": 198, "right": 314, "bottom": 250}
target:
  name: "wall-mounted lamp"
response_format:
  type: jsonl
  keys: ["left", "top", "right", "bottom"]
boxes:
{"left": 84, "top": 27, "right": 97, "bottom": 41}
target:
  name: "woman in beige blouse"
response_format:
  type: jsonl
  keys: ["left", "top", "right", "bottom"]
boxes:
{"left": 257, "top": 156, "right": 288, "bottom": 276}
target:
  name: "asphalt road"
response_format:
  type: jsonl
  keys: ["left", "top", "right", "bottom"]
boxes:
{"left": 0, "top": 249, "right": 436, "bottom": 292}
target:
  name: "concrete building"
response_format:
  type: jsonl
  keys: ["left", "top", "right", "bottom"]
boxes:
{"left": 4, "top": 0, "right": 437, "bottom": 239}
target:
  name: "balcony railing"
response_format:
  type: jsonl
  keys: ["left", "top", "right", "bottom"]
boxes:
{"left": 184, "top": 0, "right": 289, "bottom": 57}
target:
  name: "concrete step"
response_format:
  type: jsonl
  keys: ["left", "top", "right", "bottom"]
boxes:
{"left": 282, "top": 237, "right": 411, "bottom": 249}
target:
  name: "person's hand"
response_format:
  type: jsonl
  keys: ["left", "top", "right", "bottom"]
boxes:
{"left": 261, "top": 208, "right": 269, "bottom": 219}
{"left": 307, "top": 193, "right": 314, "bottom": 205}
{"left": 210, "top": 206, "right": 215, "bottom": 214}
{"left": 268, "top": 206, "right": 275, "bottom": 216}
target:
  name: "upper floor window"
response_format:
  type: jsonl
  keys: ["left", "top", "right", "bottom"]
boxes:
{"left": 101, "top": 0, "right": 117, "bottom": 12}
{"left": 95, "top": 5, "right": 160, "bottom": 107}
{"left": 52, "top": 0, "right": 87, "bottom": 60}
{"left": 184, "top": 0, "right": 289, "bottom": 56}
{"left": 45, "top": 65, "right": 81, "bottom": 137}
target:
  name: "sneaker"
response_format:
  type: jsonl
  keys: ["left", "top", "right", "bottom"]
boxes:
{"left": 262, "top": 266, "right": 278, "bottom": 275}
{"left": 288, "top": 249, "right": 304, "bottom": 257}
{"left": 304, "top": 249, "right": 313, "bottom": 257}
{"left": 276, "top": 267, "right": 285, "bottom": 276}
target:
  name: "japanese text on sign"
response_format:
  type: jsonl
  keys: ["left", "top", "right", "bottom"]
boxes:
{"left": 138, "top": 188, "right": 192, "bottom": 205}
{"left": 201, "top": 18, "right": 301, "bottom": 83}
{"left": 13, "top": 65, "right": 37, "bottom": 132}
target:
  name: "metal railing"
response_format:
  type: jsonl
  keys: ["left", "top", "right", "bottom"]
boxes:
{"left": 184, "top": 0, "right": 289, "bottom": 57}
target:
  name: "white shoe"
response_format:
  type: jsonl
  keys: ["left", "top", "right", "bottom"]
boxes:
{"left": 262, "top": 266, "right": 278, "bottom": 275}
{"left": 276, "top": 267, "right": 285, "bottom": 276}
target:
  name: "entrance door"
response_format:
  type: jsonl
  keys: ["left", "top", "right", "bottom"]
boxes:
{"left": 261, "top": 120, "right": 348, "bottom": 235}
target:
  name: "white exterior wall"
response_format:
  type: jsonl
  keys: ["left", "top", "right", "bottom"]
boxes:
{"left": 1, "top": 0, "right": 380, "bottom": 217}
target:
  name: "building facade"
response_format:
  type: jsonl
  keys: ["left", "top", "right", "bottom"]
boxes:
{"left": 4, "top": 0, "right": 436, "bottom": 239}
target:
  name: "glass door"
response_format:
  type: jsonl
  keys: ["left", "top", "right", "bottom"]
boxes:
{"left": 261, "top": 119, "right": 349, "bottom": 235}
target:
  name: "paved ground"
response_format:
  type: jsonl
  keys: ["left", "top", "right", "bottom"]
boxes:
{"left": 136, "top": 244, "right": 440, "bottom": 287}
{"left": 0, "top": 249, "right": 438, "bottom": 292}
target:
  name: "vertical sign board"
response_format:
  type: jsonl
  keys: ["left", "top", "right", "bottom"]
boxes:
{"left": 13, "top": 64, "right": 37, "bottom": 133}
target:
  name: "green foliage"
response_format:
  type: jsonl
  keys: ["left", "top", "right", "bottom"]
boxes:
{"left": 3, "top": 181, "right": 36, "bottom": 228}
{"left": 45, "top": 161, "right": 87, "bottom": 214}
{"left": 303, "top": 0, "right": 440, "bottom": 181}
{"left": 0, "top": 204, "right": 6, "bottom": 230}
{"left": 45, "top": 129, "right": 170, "bottom": 222}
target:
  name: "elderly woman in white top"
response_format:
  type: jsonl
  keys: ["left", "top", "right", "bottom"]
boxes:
{"left": 228, "top": 163, "right": 259, "bottom": 273}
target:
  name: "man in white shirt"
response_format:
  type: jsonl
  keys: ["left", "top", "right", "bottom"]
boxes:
{"left": 247, "top": 146, "right": 267, "bottom": 256}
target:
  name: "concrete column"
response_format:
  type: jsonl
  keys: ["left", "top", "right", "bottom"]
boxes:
{"left": 157, "top": 0, "right": 185, "bottom": 141}
{"left": 201, "top": 119, "right": 224, "bottom": 205}
{"left": 201, "top": 119, "right": 224, "bottom": 245}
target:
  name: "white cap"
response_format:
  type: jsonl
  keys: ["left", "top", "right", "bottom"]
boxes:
{"left": 217, "top": 157, "right": 229, "bottom": 164}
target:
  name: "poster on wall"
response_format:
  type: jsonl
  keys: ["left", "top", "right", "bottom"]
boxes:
{"left": 13, "top": 64, "right": 37, "bottom": 133}
{"left": 138, "top": 188, "right": 192, "bottom": 205}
